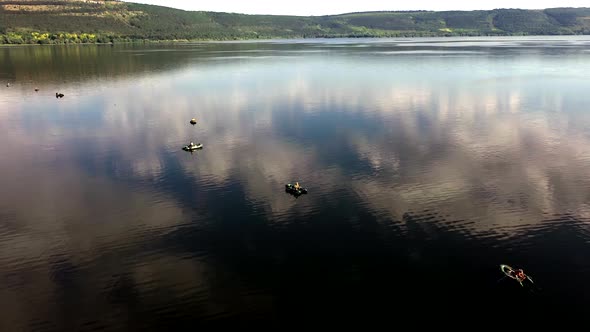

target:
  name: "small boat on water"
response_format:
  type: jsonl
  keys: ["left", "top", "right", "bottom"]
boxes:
{"left": 285, "top": 182, "right": 308, "bottom": 196}
{"left": 190, "top": 118, "right": 197, "bottom": 125}
{"left": 183, "top": 142, "right": 203, "bottom": 151}
{"left": 500, "top": 264, "right": 533, "bottom": 287}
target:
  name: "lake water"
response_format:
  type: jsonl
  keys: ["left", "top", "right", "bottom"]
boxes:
{"left": 1, "top": 36, "right": 590, "bottom": 328}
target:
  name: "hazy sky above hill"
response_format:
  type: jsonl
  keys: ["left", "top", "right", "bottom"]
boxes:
{"left": 128, "top": 0, "right": 588, "bottom": 15}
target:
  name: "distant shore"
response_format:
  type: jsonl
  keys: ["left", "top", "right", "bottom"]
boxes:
{"left": 2, "top": 33, "right": 590, "bottom": 46}
{"left": 2, "top": 3, "right": 589, "bottom": 44}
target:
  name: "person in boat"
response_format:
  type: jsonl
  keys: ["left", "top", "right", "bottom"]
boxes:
{"left": 294, "top": 182, "right": 300, "bottom": 190}
{"left": 514, "top": 269, "right": 526, "bottom": 281}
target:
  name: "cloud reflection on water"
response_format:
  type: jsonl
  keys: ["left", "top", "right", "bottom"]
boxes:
{"left": 2, "top": 39, "right": 590, "bottom": 326}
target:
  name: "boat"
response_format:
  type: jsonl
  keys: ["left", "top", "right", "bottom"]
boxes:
{"left": 500, "top": 264, "right": 533, "bottom": 286}
{"left": 183, "top": 143, "right": 203, "bottom": 151}
{"left": 190, "top": 118, "right": 197, "bottom": 125}
{"left": 285, "top": 183, "right": 308, "bottom": 196}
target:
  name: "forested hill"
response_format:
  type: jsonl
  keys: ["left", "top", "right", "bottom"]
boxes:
{"left": 1, "top": 0, "right": 590, "bottom": 44}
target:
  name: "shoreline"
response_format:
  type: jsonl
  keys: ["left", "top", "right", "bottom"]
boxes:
{"left": 1, "top": 33, "right": 590, "bottom": 46}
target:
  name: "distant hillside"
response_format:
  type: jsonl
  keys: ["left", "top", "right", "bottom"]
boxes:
{"left": 1, "top": 0, "right": 590, "bottom": 44}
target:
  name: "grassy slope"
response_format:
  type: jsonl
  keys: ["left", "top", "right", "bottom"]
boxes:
{"left": 1, "top": 0, "right": 590, "bottom": 43}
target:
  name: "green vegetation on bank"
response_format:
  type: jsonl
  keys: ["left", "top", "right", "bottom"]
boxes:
{"left": 1, "top": 0, "right": 590, "bottom": 44}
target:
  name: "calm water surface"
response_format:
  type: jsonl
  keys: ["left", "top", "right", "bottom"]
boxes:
{"left": 2, "top": 36, "right": 590, "bottom": 328}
